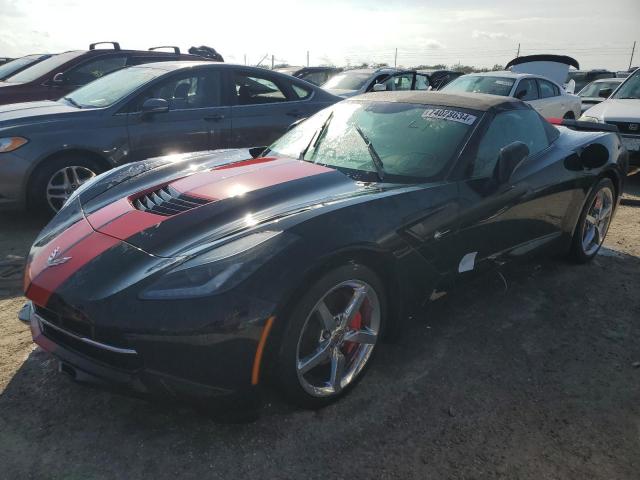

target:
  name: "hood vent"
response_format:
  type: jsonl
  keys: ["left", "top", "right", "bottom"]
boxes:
{"left": 132, "top": 185, "right": 211, "bottom": 216}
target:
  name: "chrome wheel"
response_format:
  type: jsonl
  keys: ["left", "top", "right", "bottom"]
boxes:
{"left": 581, "top": 186, "right": 614, "bottom": 256}
{"left": 46, "top": 165, "right": 96, "bottom": 212}
{"left": 296, "top": 280, "right": 381, "bottom": 397}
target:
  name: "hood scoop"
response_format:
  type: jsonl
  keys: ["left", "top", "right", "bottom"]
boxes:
{"left": 132, "top": 185, "right": 212, "bottom": 217}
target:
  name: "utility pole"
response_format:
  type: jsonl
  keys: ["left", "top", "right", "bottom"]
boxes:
{"left": 629, "top": 41, "right": 636, "bottom": 70}
{"left": 306, "top": 50, "right": 310, "bottom": 67}
{"left": 516, "top": 43, "right": 520, "bottom": 58}
{"left": 394, "top": 48, "right": 398, "bottom": 68}
{"left": 271, "top": 54, "right": 274, "bottom": 69}
{"left": 244, "top": 54, "right": 246, "bottom": 65}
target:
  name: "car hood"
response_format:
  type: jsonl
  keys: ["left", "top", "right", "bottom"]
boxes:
{"left": 81, "top": 154, "right": 365, "bottom": 258}
{"left": 325, "top": 88, "right": 360, "bottom": 98}
{"left": 583, "top": 99, "right": 640, "bottom": 121}
{"left": 0, "top": 100, "right": 84, "bottom": 126}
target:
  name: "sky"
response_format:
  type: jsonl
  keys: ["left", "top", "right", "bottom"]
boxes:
{"left": 1, "top": 0, "right": 638, "bottom": 70}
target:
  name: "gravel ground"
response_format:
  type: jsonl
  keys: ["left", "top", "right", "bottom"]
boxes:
{"left": 0, "top": 177, "right": 639, "bottom": 480}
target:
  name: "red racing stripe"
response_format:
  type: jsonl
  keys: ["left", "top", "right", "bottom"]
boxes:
{"left": 26, "top": 231, "right": 120, "bottom": 307}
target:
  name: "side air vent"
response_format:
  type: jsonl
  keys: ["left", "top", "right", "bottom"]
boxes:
{"left": 132, "top": 185, "right": 211, "bottom": 216}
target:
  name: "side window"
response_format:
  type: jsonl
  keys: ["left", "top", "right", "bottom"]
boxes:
{"left": 415, "top": 74, "right": 430, "bottom": 90}
{"left": 135, "top": 70, "right": 221, "bottom": 111}
{"left": 514, "top": 78, "right": 538, "bottom": 100}
{"left": 291, "top": 83, "right": 312, "bottom": 100}
{"left": 382, "top": 73, "right": 414, "bottom": 91}
{"left": 234, "top": 73, "right": 288, "bottom": 105}
{"left": 65, "top": 55, "right": 127, "bottom": 86}
{"left": 471, "top": 109, "right": 550, "bottom": 178}
{"left": 538, "top": 79, "right": 559, "bottom": 98}
{"left": 302, "top": 71, "right": 327, "bottom": 86}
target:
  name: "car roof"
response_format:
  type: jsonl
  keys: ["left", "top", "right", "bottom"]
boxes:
{"left": 464, "top": 71, "right": 540, "bottom": 80}
{"left": 353, "top": 91, "right": 523, "bottom": 111}
{"left": 591, "top": 77, "right": 623, "bottom": 83}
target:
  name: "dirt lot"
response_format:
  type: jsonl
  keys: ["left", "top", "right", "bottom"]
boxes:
{"left": 1, "top": 178, "right": 639, "bottom": 479}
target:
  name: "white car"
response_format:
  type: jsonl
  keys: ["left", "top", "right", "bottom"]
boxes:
{"left": 443, "top": 71, "right": 581, "bottom": 119}
{"left": 580, "top": 68, "right": 640, "bottom": 173}
{"left": 322, "top": 68, "right": 430, "bottom": 98}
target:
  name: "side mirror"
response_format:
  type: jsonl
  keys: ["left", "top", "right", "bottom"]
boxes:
{"left": 52, "top": 72, "right": 66, "bottom": 84}
{"left": 141, "top": 98, "right": 169, "bottom": 116}
{"left": 249, "top": 146, "right": 268, "bottom": 158}
{"left": 372, "top": 83, "right": 387, "bottom": 92}
{"left": 598, "top": 87, "right": 613, "bottom": 98}
{"left": 580, "top": 143, "right": 608, "bottom": 169}
{"left": 515, "top": 89, "right": 527, "bottom": 100}
{"left": 495, "top": 141, "right": 529, "bottom": 184}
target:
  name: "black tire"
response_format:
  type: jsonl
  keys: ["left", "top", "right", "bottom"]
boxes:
{"left": 563, "top": 111, "right": 575, "bottom": 120}
{"left": 27, "top": 154, "right": 105, "bottom": 216}
{"left": 276, "top": 263, "right": 387, "bottom": 409}
{"left": 569, "top": 177, "right": 616, "bottom": 263}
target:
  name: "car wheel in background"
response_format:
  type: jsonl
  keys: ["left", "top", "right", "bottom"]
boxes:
{"left": 563, "top": 111, "right": 575, "bottom": 120}
{"left": 276, "top": 264, "right": 386, "bottom": 409}
{"left": 570, "top": 177, "right": 615, "bottom": 263}
{"left": 28, "top": 154, "right": 104, "bottom": 215}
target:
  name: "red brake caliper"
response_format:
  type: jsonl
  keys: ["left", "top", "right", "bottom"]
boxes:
{"left": 343, "top": 311, "right": 362, "bottom": 355}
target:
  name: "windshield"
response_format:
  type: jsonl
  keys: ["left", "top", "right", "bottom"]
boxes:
{"left": 323, "top": 72, "right": 372, "bottom": 91}
{"left": 612, "top": 72, "right": 640, "bottom": 99}
{"left": 63, "top": 66, "right": 166, "bottom": 108}
{"left": 579, "top": 80, "right": 620, "bottom": 97}
{"left": 0, "top": 55, "right": 47, "bottom": 80}
{"left": 268, "top": 101, "right": 478, "bottom": 182}
{"left": 5, "top": 51, "right": 84, "bottom": 83}
{"left": 443, "top": 75, "right": 515, "bottom": 96}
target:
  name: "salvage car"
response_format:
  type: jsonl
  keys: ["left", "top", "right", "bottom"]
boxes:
{"left": 0, "top": 61, "right": 339, "bottom": 214}
{"left": 0, "top": 54, "right": 52, "bottom": 81}
{"left": 417, "top": 69, "right": 463, "bottom": 90}
{"left": 275, "top": 66, "right": 342, "bottom": 86}
{"left": 567, "top": 69, "right": 617, "bottom": 93}
{"left": 0, "top": 43, "right": 218, "bottom": 106}
{"left": 322, "top": 68, "right": 429, "bottom": 98}
{"left": 443, "top": 71, "right": 581, "bottom": 119}
{"left": 21, "top": 91, "right": 626, "bottom": 410}
{"left": 580, "top": 68, "right": 640, "bottom": 173}
{"left": 577, "top": 78, "right": 623, "bottom": 113}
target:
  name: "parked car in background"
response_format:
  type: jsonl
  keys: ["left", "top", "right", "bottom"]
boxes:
{"left": 0, "top": 58, "right": 11, "bottom": 65}
{"left": 417, "top": 69, "right": 463, "bottom": 90}
{"left": 0, "top": 61, "right": 340, "bottom": 214}
{"left": 577, "top": 78, "right": 623, "bottom": 113}
{"left": 567, "top": 69, "right": 617, "bottom": 93}
{"left": 580, "top": 68, "right": 640, "bottom": 173}
{"left": 0, "top": 54, "right": 52, "bottom": 81}
{"left": 21, "top": 91, "right": 626, "bottom": 410}
{"left": 443, "top": 72, "right": 581, "bottom": 119}
{"left": 0, "top": 43, "right": 218, "bottom": 105}
{"left": 275, "top": 66, "right": 342, "bottom": 86}
{"left": 322, "top": 68, "right": 429, "bottom": 97}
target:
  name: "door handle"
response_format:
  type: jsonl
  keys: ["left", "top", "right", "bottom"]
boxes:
{"left": 204, "top": 114, "right": 225, "bottom": 122}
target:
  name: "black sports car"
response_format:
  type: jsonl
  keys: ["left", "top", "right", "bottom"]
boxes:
{"left": 22, "top": 91, "right": 627, "bottom": 410}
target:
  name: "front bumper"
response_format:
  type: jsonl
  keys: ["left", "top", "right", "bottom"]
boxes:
{"left": 27, "top": 301, "right": 270, "bottom": 410}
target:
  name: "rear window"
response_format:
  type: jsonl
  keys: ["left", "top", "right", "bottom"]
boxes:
{"left": 443, "top": 75, "right": 515, "bottom": 96}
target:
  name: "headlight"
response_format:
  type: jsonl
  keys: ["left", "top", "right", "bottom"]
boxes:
{"left": 140, "top": 230, "right": 296, "bottom": 300}
{"left": 579, "top": 115, "right": 602, "bottom": 123}
{"left": 0, "top": 137, "right": 28, "bottom": 153}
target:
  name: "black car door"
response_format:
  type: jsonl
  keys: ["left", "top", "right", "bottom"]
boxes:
{"left": 125, "top": 68, "right": 231, "bottom": 161}
{"left": 455, "top": 108, "right": 572, "bottom": 271}
{"left": 226, "top": 68, "right": 318, "bottom": 148}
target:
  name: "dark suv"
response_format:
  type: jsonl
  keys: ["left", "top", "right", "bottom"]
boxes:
{"left": 0, "top": 43, "right": 217, "bottom": 105}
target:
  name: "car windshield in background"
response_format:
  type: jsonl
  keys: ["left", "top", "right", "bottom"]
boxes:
{"left": 63, "top": 66, "right": 166, "bottom": 108}
{"left": 268, "top": 101, "right": 478, "bottom": 182}
{"left": 579, "top": 80, "right": 620, "bottom": 97}
{"left": 322, "top": 72, "right": 371, "bottom": 90}
{"left": 443, "top": 76, "right": 515, "bottom": 96}
{"left": 612, "top": 73, "right": 640, "bottom": 99}
{"left": 0, "top": 55, "right": 45, "bottom": 79}
{"left": 4, "top": 51, "right": 83, "bottom": 83}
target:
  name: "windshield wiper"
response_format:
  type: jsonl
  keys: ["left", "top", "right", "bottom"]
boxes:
{"left": 354, "top": 125, "right": 385, "bottom": 182}
{"left": 300, "top": 111, "right": 334, "bottom": 161}
{"left": 63, "top": 97, "right": 82, "bottom": 109}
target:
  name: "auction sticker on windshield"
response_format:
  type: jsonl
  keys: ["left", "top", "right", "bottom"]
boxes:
{"left": 422, "top": 108, "right": 477, "bottom": 125}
